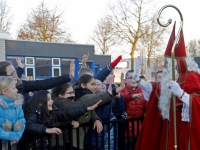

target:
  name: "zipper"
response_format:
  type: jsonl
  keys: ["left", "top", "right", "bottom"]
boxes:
{"left": 46, "top": 140, "right": 49, "bottom": 145}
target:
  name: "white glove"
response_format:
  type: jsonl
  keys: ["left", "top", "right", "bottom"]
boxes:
{"left": 132, "top": 60, "right": 140, "bottom": 81}
{"left": 169, "top": 80, "right": 184, "bottom": 98}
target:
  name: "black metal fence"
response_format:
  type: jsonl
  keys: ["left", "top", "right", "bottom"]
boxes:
{"left": 0, "top": 117, "right": 144, "bottom": 150}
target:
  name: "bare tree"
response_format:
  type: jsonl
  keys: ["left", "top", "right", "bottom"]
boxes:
{"left": 17, "top": 2, "right": 73, "bottom": 43}
{"left": 0, "top": 0, "right": 12, "bottom": 32}
{"left": 187, "top": 39, "right": 200, "bottom": 57}
{"left": 139, "top": 15, "right": 168, "bottom": 68}
{"left": 107, "top": 0, "right": 159, "bottom": 69}
{"left": 89, "top": 17, "right": 119, "bottom": 54}
{"left": 152, "top": 55, "right": 164, "bottom": 71}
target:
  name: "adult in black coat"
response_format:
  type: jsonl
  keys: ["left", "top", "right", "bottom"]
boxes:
{"left": 0, "top": 60, "right": 75, "bottom": 102}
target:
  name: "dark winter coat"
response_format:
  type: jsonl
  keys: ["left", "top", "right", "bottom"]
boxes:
{"left": 85, "top": 90, "right": 125, "bottom": 148}
{"left": 25, "top": 105, "right": 88, "bottom": 150}
{"left": 64, "top": 87, "right": 102, "bottom": 149}
{"left": 52, "top": 89, "right": 115, "bottom": 149}
{"left": 53, "top": 91, "right": 113, "bottom": 110}
{"left": 94, "top": 65, "right": 113, "bottom": 82}
{"left": 16, "top": 67, "right": 23, "bottom": 79}
{"left": 16, "top": 67, "right": 32, "bottom": 102}
{"left": 17, "top": 74, "right": 71, "bottom": 95}
{"left": 71, "top": 65, "right": 113, "bottom": 84}
{"left": 16, "top": 74, "right": 71, "bottom": 103}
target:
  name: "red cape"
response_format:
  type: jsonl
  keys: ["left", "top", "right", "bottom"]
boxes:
{"left": 136, "top": 71, "right": 200, "bottom": 150}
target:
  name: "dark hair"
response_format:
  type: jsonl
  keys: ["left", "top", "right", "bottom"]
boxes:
{"left": 155, "top": 70, "right": 163, "bottom": 79}
{"left": 139, "top": 75, "right": 146, "bottom": 79}
{"left": 77, "top": 74, "right": 94, "bottom": 87}
{"left": 125, "top": 70, "right": 134, "bottom": 78}
{"left": 24, "top": 90, "right": 57, "bottom": 126}
{"left": 52, "top": 83, "right": 72, "bottom": 97}
{"left": 0, "top": 61, "right": 12, "bottom": 76}
{"left": 78, "top": 68, "right": 93, "bottom": 77}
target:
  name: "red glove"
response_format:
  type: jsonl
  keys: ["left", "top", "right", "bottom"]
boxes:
{"left": 110, "top": 55, "right": 122, "bottom": 68}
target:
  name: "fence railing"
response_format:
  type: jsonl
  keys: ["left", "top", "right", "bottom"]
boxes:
{"left": 0, "top": 117, "right": 144, "bottom": 150}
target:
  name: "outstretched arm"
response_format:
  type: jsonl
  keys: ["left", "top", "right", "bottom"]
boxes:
{"left": 95, "top": 55, "right": 122, "bottom": 82}
{"left": 138, "top": 80, "right": 153, "bottom": 101}
{"left": 21, "top": 74, "right": 71, "bottom": 94}
{"left": 81, "top": 52, "right": 89, "bottom": 68}
{"left": 69, "top": 60, "right": 75, "bottom": 79}
{"left": 132, "top": 59, "right": 152, "bottom": 101}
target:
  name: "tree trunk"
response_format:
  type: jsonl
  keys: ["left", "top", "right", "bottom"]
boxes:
{"left": 130, "top": 40, "right": 137, "bottom": 70}
{"left": 147, "top": 54, "right": 151, "bottom": 68}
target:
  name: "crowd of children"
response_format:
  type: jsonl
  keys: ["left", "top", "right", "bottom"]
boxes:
{"left": 0, "top": 53, "right": 147, "bottom": 150}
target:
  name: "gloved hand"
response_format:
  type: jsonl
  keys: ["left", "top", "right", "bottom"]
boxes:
{"left": 132, "top": 60, "right": 140, "bottom": 81}
{"left": 169, "top": 80, "right": 184, "bottom": 98}
{"left": 110, "top": 55, "right": 122, "bottom": 68}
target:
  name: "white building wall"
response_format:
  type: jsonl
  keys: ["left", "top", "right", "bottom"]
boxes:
{"left": 0, "top": 32, "right": 10, "bottom": 61}
{"left": 0, "top": 39, "right": 6, "bottom": 61}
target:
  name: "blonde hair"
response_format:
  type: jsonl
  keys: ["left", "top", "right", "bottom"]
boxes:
{"left": 0, "top": 76, "right": 15, "bottom": 95}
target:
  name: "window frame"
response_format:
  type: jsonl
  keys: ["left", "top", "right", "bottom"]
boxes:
{"left": 52, "top": 67, "right": 61, "bottom": 77}
{"left": 25, "top": 57, "right": 35, "bottom": 65}
{"left": 52, "top": 58, "right": 60, "bottom": 66}
{"left": 25, "top": 67, "right": 35, "bottom": 80}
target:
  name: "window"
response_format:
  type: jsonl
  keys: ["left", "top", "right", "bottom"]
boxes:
{"left": 35, "top": 58, "right": 51, "bottom": 76}
{"left": 52, "top": 58, "right": 60, "bottom": 66}
{"left": 7, "top": 57, "right": 25, "bottom": 68}
{"left": 26, "top": 67, "right": 35, "bottom": 80}
{"left": 61, "top": 59, "right": 74, "bottom": 75}
{"left": 25, "top": 57, "right": 34, "bottom": 65}
{"left": 52, "top": 67, "right": 60, "bottom": 77}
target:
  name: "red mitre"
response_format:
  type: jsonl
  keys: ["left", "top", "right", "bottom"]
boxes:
{"left": 174, "top": 29, "right": 188, "bottom": 84}
{"left": 174, "top": 29, "right": 187, "bottom": 58}
{"left": 164, "top": 22, "right": 187, "bottom": 58}
{"left": 164, "top": 21, "right": 188, "bottom": 84}
{"left": 164, "top": 22, "right": 176, "bottom": 57}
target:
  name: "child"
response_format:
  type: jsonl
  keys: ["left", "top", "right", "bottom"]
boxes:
{"left": 0, "top": 76, "right": 25, "bottom": 150}
{"left": 85, "top": 74, "right": 125, "bottom": 150}
{"left": 23, "top": 90, "right": 100, "bottom": 150}
{"left": 70, "top": 73, "right": 124, "bottom": 149}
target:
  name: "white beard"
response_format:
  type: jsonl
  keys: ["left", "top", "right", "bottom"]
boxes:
{"left": 185, "top": 56, "right": 200, "bottom": 74}
{"left": 158, "top": 56, "right": 200, "bottom": 119}
{"left": 158, "top": 58, "right": 179, "bottom": 120}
